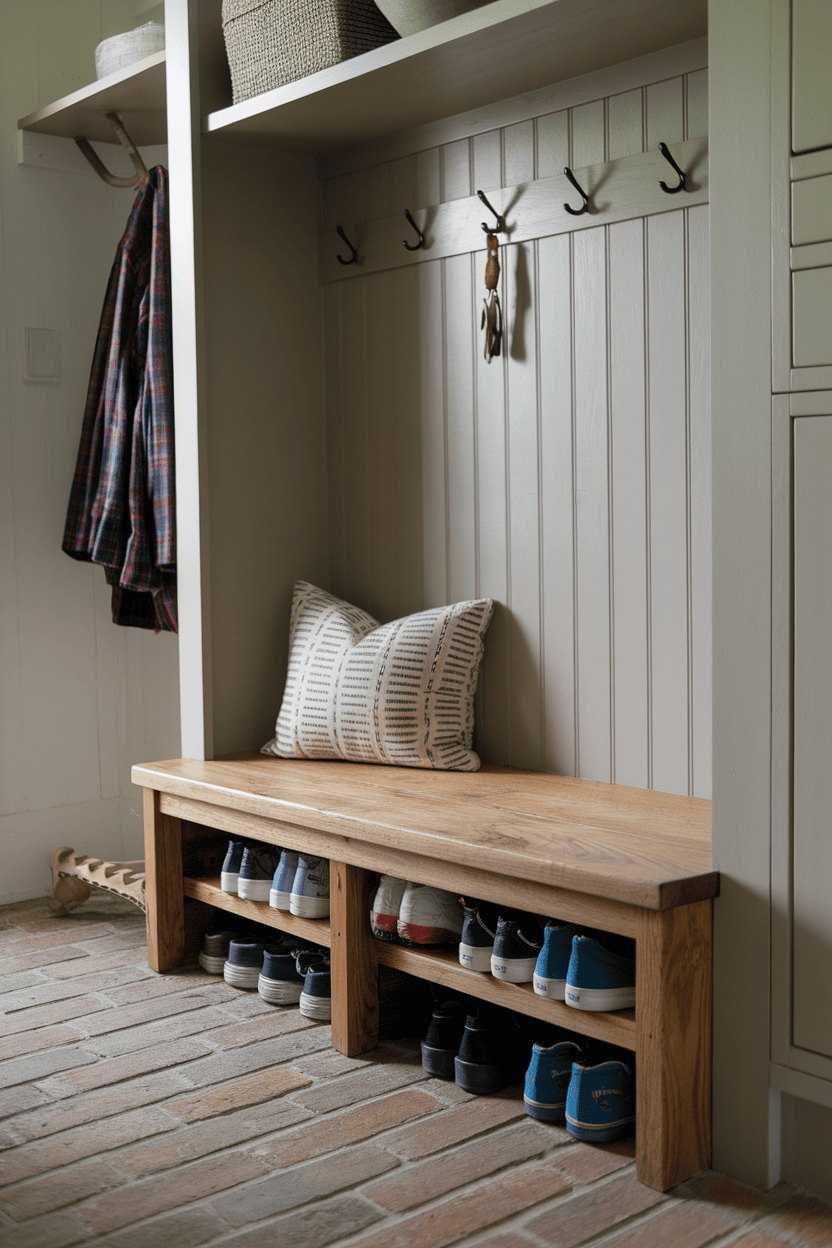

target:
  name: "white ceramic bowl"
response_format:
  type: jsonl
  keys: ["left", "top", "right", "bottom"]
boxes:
{"left": 374, "top": 0, "right": 492, "bottom": 38}
{"left": 95, "top": 23, "right": 165, "bottom": 79}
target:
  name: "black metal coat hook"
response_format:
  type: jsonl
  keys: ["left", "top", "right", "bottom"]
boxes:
{"left": 402, "top": 208, "right": 425, "bottom": 250}
{"left": 477, "top": 189, "right": 506, "bottom": 234}
{"left": 336, "top": 225, "right": 358, "bottom": 265}
{"left": 563, "top": 166, "right": 589, "bottom": 216}
{"left": 658, "top": 142, "right": 686, "bottom": 194}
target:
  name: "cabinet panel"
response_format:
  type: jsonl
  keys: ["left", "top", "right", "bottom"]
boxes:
{"left": 793, "top": 414, "right": 832, "bottom": 1059}
{"left": 792, "top": 174, "right": 832, "bottom": 245}
{"left": 792, "top": 267, "right": 832, "bottom": 366}
{"left": 792, "top": 0, "right": 832, "bottom": 154}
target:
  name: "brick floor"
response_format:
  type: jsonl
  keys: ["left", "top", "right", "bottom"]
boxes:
{"left": 0, "top": 893, "right": 829, "bottom": 1248}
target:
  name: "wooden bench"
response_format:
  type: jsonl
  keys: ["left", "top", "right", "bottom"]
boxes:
{"left": 132, "top": 755, "right": 717, "bottom": 1193}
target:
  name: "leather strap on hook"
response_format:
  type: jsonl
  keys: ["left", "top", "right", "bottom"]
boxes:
{"left": 75, "top": 111, "right": 148, "bottom": 188}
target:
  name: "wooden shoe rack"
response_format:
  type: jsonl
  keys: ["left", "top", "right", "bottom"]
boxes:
{"left": 134, "top": 754, "right": 717, "bottom": 1192}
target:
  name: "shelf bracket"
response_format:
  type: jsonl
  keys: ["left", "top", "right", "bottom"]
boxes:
{"left": 75, "top": 111, "right": 148, "bottom": 188}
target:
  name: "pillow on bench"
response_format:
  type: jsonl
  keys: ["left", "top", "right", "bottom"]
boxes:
{"left": 262, "top": 581, "right": 493, "bottom": 771}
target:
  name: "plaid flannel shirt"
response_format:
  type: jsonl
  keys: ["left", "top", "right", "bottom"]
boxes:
{"left": 62, "top": 166, "right": 176, "bottom": 632}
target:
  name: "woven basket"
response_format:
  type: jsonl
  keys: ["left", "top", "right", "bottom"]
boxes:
{"left": 221, "top": 0, "right": 399, "bottom": 104}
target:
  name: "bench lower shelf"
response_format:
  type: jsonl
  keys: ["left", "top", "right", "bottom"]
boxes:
{"left": 184, "top": 875, "right": 332, "bottom": 948}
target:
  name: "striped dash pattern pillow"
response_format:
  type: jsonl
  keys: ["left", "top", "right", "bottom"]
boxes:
{"left": 262, "top": 581, "right": 494, "bottom": 771}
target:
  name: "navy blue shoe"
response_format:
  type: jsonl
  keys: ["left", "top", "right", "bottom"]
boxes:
{"left": 490, "top": 916, "right": 543, "bottom": 983}
{"left": 565, "top": 935, "right": 636, "bottom": 1011}
{"left": 524, "top": 1038, "right": 584, "bottom": 1121}
{"left": 199, "top": 930, "right": 238, "bottom": 975}
{"left": 299, "top": 958, "right": 331, "bottom": 1021}
{"left": 533, "top": 922, "right": 577, "bottom": 999}
{"left": 223, "top": 938, "right": 266, "bottom": 990}
{"left": 258, "top": 946, "right": 324, "bottom": 1005}
{"left": 565, "top": 1057, "right": 635, "bottom": 1142}
{"left": 220, "top": 839, "right": 246, "bottom": 893}
{"left": 459, "top": 906, "right": 496, "bottom": 973}
{"left": 421, "top": 995, "right": 468, "bottom": 1079}
{"left": 237, "top": 844, "right": 282, "bottom": 902}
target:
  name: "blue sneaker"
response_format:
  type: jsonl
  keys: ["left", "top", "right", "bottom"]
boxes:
{"left": 290, "top": 855, "right": 330, "bottom": 919}
{"left": 220, "top": 838, "right": 246, "bottom": 893}
{"left": 524, "top": 1039, "right": 584, "bottom": 1121}
{"left": 533, "top": 922, "right": 577, "bottom": 999}
{"left": 565, "top": 1057, "right": 635, "bottom": 1142}
{"left": 299, "top": 958, "right": 332, "bottom": 1021}
{"left": 258, "top": 946, "right": 324, "bottom": 1005}
{"left": 237, "top": 844, "right": 282, "bottom": 901}
{"left": 565, "top": 935, "right": 636, "bottom": 1011}
{"left": 269, "top": 850, "right": 299, "bottom": 910}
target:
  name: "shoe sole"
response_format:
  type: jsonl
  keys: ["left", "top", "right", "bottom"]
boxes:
{"left": 490, "top": 956, "right": 538, "bottom": 982}
{"left": 420, "top": 1042, "right": 457, "bottom": 1080}
{"left": 565, "top": 1113, "right": 634, "bottom": 1142}
{"left": 237, "top": 879, "right": 271, "bottom": 901}
{"left": 454, "top": 1055, "right": 516, "bottom": 1095}
{"left": 220, "top": 872, "right": 239, "bottom": 893}
{"left": 459, "top": 944, "right": 493, "bottom": 972}
{"left": 258, "top": 974, "right": 302, "bottom": 1004}
{"left": 290, "top": 895, "right": 330, "bottom": 919}
{"left": 199, "top": 952, "right": 226, "bottom": 975}
{"left": 299, "top": 992, "right": 332, "bottom": 1021}
{"left": 533, "top": 973, "right": 567, "bottom": 999}
{"left": 398, "top": 923, "right": 461, "bottom": 946}
{"left": 524, "top": 1094, "right": 566, "bottom": 1122}
{"left": 564, "top": 984, "right": 636, "bottom": 1011}
{"left": 269, "top": 889, "right": 291, "bottom": 909}
{"left": 223, "top": 964, "right": 261, "bottom": 990}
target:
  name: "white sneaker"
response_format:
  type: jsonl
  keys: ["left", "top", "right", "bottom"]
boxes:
{"left": 397, "top": 883, "right": 463, "bottom": 946}
{"left": 370, "top": 875, "right": 407, "bottom": 941}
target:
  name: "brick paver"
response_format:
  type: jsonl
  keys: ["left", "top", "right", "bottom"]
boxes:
{"left": 257, "top": 1088, "right": 442, "bottom": 1169}
{"left": 285, "top": 1061, "right": 429, "bottom": 1113}
{"left": 87, "top": 1006, "right": 233, "bottom": 1057}
{"left": 81, "top": 1207, "right": 230, "bottom": 1247}
{"left": 364, "top": 1119, "right": 558, "bottom": 1213}
{"left": 165, "top": 1065, "right": 312, "bottom": 1122}
{"left": 200, "top": 1008, "right": 315, "bottom": 1049}
{"left": 0, "top": 1211, "right": 90, "bottom": 1248}
{"left": 0, "top": 1044, "right": 96, "bottom": 1090}
{"left": 212, "top": 1144, "right": 400, "bottom": 1226}
{"left": 600, "top": 1200, "right": 744, "bottom": 1247}
{"left": 215, "top": 1195, "right": 382, "bottom": 1247}
{"left": 381, "top": 1088, "right": 527, "bottom": 1160}
{"left": 41, "top": 947, "right": 150, "bottom": 980}
{"left": 525, "top": 1172, "right": 666, "bottom": 1246}
{"left": 3, "top": 1071, "right": 192, "bottom": 1142}
{"left": 0, "top": 1106, "right": 178, "bottom": 1184}
{"left": 38, "top": 1035, "right": 214, "bottom": 1096}
{"left": 0, "top": 1158, "right": 124, "bottom": 1220}
{"left": 549, "top": 1140, "right": 635, "bottom": 1184}
{"left": 75, "top": 985, "right": 237, "bottom": 1035}
{"left": 761, "top": 1194, "right": 832, "bottom": 1246}
{"left": 0, "top": 1025, "right": 85, "bottom": 1062}
{"left": 349, "top": 1163, "right": 572, "bottom": 1248}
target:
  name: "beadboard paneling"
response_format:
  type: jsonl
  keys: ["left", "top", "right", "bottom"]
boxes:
{"left": 325, "top": 62, "right": 710, "bottom": 797}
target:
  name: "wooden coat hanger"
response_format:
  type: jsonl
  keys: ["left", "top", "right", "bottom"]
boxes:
{"left": 75, "top": 111, "right": 148, "bottom": 187}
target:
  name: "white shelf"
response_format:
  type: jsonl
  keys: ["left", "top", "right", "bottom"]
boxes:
{"left": 17, "top": 51, "right": 167, "bottom": 146}
{"left": 204, "top": 0, "right": 706, "bottom": 154}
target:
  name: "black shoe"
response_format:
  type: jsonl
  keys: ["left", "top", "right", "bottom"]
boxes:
{"left": 454, "top": 1004, "right": 530, "bottom": 1094}
{"left": 421, "top": 994, "right": 468, "bottom": 1079}
{"left": 490, "top": 916, "right": 543, "bottom": 983}
{"left": 459, "top": 905, "right": 496, "bottom": 973}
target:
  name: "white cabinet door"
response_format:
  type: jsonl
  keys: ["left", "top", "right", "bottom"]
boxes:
{"left": 792, "top": 0, "right": 832, "bottom": 154}
{"left": 793, "top": 413, "right": 832, "bottom": 1059}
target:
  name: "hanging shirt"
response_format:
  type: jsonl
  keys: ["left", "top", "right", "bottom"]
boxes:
{"left": 62, "top": 165, "right": 176, "bottom": 631}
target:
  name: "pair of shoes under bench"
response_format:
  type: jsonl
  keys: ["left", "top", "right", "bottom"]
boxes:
{"left": 258, "top": 946, "right": 330, "bottom": 1015}
{"left": 458, "top": 906, "right": 542, "bottom": 982}
{"left": 421, "top": 994, "right": 530, "bottom": 1095}
{"left": 370, "top": 875, "right": 463, "bottom": 946}
{"left": 533, "top": 925, "right": 636, "bottom": 1012}
{"left": 220, "top": 839, "right": 281, "bottom": 902}
{"left": 270, "top": 850, "right": 331, "bottom": 918}
{"left": 524, "top": 1040, "right": 635, "bottom": 1141}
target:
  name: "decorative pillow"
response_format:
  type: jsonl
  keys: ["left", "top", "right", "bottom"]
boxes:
{"left": 262, "top": 581, "right": 494, "bottom": 771}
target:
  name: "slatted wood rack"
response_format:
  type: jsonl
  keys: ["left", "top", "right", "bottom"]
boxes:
{"left": 133, "top": 755, "right": 717, "bottom": 1192}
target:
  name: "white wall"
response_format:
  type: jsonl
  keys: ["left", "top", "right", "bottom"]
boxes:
{"left": 0, "top": 0, "right": 179, "bottom": 904}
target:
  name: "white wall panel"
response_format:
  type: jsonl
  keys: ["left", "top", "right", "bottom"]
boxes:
{"left": 326, "top": 60, "right": 710, "bottom": 796}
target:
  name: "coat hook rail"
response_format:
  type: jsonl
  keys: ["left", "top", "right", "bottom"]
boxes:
{"left": 75, "top": 111, "right": 148, "bottom": 188}
{"left": 402, "top": 208, "right": 425, "bottom": 250}
{"left": 336, "top": 225, "right": 358, "bottom": 265}
{"left": 563, "top": 166, "right": 590, "bottom": 215}
{"left": 658, "top": 141, "right": 686, "bottom": 194}
{"left": 477, "top": 189, "right": 506, "bottom": 234}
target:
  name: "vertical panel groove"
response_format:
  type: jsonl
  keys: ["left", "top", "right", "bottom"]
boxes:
{"left": 471, "top": 249, "right": 480, "bottom": 597}
{"left": 684, "top": 207, "right": 694, "bottom": 795}
{"left": 569, "top": 231, "right": 580, "bottom": 776}
{"left": 534, "top": 237, "right": 545, "bottom": 763}
{"left": 643, "top": 215, "right": 654, "bottom": 789}
{"left": 440, "top": 258, "right": 450, "bottom": 603}
{"left": 606, "top": 223, "right": 616, "bottom": 781}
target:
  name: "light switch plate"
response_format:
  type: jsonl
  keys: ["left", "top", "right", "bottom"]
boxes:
{"left": 24, "top": 327, "right": 60, "bottom": 382}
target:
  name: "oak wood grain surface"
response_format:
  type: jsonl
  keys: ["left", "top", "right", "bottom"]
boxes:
{"left": 133, "top": 756, "right": 716, "bottom": 910}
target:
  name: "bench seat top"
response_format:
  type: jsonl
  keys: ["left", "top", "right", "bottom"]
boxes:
{"left": 132, "top": 755, "right": 717, "bottom": 910}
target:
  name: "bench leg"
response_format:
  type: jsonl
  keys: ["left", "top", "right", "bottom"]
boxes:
{"left": 330, "top": 861, "right": 378, "bottom": 1056}
{"left": 143, "top": 788, "right": 186, "bottom": 972}
{"left": 635, "top": 899, "right": 713, "bottom": 1190}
